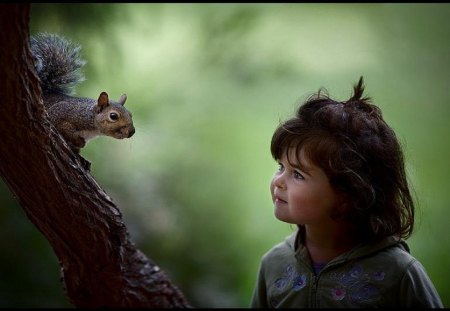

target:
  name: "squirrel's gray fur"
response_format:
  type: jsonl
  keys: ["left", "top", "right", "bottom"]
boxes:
{"left": 30, "top": 32, "right": 135, "bottom": 154}
{"left": 31, "top": 32, "right": 86, "bottom": 96}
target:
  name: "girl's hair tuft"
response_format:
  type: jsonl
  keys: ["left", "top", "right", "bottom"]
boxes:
{"left": 347, "top": 76, "right": 370, "bottom": 103}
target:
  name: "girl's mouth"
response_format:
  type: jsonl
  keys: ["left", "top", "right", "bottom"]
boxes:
{"left": 274, "top": 196, "right": 287, "bottom": 204}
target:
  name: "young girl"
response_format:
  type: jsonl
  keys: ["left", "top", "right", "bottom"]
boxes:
{"left": 250, "top": 77, "right": 443, "bottom": 308}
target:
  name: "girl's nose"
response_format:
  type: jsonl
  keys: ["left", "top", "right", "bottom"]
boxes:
{"left": 272, "top": 173, "right": 286, "bottom": 190}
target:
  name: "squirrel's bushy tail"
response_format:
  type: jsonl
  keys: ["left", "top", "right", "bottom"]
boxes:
{"left": 31, "top": 32, "right": 86, "bottom": 95}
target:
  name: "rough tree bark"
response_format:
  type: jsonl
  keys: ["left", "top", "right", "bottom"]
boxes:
{"left": 0, "top": 4, "right": 191, "bottom": 308}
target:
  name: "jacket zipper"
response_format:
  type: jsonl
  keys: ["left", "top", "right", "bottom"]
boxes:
{"left": 310, "top": 274, "right": 318, "bottom": 307}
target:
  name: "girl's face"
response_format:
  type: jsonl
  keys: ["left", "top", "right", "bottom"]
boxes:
{"left": 270, "top": 148, "right": 342, "bottom": 225}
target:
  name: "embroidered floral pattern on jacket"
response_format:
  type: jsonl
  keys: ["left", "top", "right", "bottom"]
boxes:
{"left": 273, "top": 264, "right": 307, "bottom": 292}
{"left": 330, "top": 263, "right": 385, "bottom": 304}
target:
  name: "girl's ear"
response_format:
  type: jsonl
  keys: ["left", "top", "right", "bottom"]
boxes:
{"left": 331, "top": 193, "right": 353, "bottom": 220}
{"left": 339, "top": 194, "right": 353, "bottom": 213}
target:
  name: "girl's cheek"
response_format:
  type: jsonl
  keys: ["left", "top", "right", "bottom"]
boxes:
{"left": 270, "top": 178, "right": 275, "bottom": 193}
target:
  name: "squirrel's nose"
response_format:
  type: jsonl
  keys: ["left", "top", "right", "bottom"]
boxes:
{"left": 128, "top": 127, "right": 135, "bottom": 138}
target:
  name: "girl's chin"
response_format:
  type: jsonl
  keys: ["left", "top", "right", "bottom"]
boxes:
{"left": 274, "top": 208, "right": 301, "bottom": 225}
{"left": 274, "top": 208, "right": 291, "bottom": 223}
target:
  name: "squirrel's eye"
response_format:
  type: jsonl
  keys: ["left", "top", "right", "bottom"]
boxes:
{"left": 109, "top": 112, "right": 119, "bottom": 121}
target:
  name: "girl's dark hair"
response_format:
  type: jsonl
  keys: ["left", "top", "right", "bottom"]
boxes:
{"left": 271, "top": 77, "right": 415, "bottom": 242}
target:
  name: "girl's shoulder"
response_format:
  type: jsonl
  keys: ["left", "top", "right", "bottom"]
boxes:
{"left": 339, "top": 236, "right": 418, "bottom": 280}
{"left": 350, "top": 236, "right": 415, "bottom": 266}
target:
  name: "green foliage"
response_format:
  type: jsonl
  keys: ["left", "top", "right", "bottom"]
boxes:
{"left": 1, "top": 3, "right": 449, "bottom": 307}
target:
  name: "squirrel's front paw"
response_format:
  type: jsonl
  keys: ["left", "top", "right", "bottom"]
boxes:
{"left": 79, "top": 156, "right": 91, "bottom": 171}
{"left": 73, "top": 152, "right": 91, "bottom": 171}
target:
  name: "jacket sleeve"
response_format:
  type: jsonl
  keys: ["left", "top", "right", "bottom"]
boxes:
{"left": 250, "top": 260, "right": 269, "bottom": 308}
{"left": 399, "top": 259, "right": 443, "bottom": 308}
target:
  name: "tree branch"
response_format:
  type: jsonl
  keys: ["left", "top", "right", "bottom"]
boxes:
{"left": 0, "top": 3, "right": 190, "bottom": 308}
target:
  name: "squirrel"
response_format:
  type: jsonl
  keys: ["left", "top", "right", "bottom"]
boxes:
{"left": 30, "top": 32, "right": 135, "bottom": 155}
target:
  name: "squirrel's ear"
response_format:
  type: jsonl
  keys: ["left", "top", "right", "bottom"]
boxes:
{"left": 98, "top": 92, "right": 109, "bottom": 108}
{"left": 118, "top": 94, "right": 127, "bottom": 106}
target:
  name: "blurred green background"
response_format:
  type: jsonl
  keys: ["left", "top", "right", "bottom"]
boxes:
{"left": 0, "top": 3, "right": 449, "bottom": 307}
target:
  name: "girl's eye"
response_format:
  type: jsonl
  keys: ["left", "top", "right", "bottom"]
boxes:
{"left": 293, "top": 170, "right": 304, "bottom": 180}
{"left": 277, "top": 162, "right": 285, "bottom": 173}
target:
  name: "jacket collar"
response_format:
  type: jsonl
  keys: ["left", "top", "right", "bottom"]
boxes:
{"left": 285, "top": 228, "right": 409, "bottom": 267}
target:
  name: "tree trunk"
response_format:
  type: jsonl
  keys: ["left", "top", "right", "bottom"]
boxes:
{"left": 0, "top": 3, "right": 190, "bottom": 308}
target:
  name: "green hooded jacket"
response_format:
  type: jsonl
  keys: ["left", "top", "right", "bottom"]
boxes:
{"left": 251, "top": 230, "right": 443, "bottom": 308}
